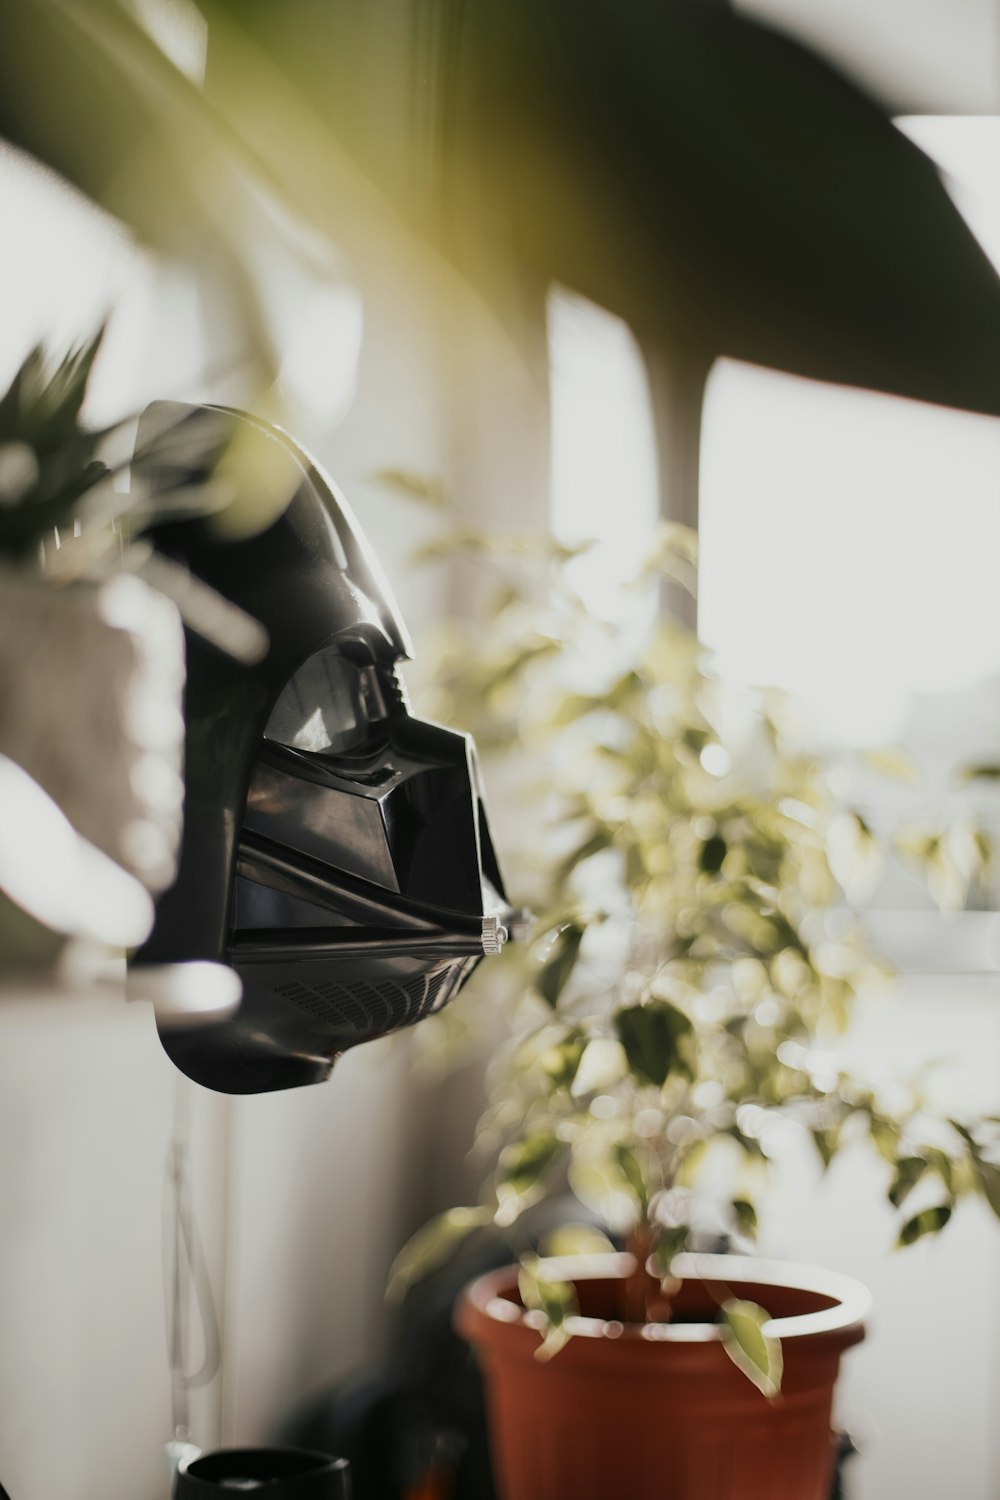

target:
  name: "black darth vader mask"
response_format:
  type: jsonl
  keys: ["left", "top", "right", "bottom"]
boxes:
{"left": 131, "top": 402, "right": 513, "bottom": 1094}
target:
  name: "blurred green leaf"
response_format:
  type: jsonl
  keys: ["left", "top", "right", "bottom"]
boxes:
{"left": 652, "top": 1223, "right": 690, "bottom": 1276}
{"left": 556, "top": 825, "right": 613, "bottom": 881}
{"left": 385, "top": 1205, "right": 491, "bottom": 1303}
{"left": 698, "top": 833, "right": 728, "bottom": 875}
{"left": 541, "top": 1223, "right": 617, "bottom": 1258}
{"left": 956, "top": 763, "right": 1000, "bottom": 784}
{"left": 721, "top": 1299, "right": 782, "bottom": 1398}
{"left": 499, "top": 1131, "right": 562, "bottom": 1195}
{"left": 541, "top": 1028, "right": 588, "bottom": 1089}
{"left": 0, "top": 333, "right": 108, "bottom": 560}
{"left": 535, "top": 922, "right": 585, "bottom": 1008}
{"left": 370, "top": 467, "right": 450, "bottom": 509}
{"left": 975, "top": 1158, "right": 1000, "bottom": 1221}
{"left": 488, "top": 637, "right": 561, "bottom": 693}
{"left": 616, "top": 999, "right": 695, "bottom": 1087}
{"left": 888, "top": 1156, "right": 929, "bottom": 1210}
{"left": 613, "top": 1142, "right": 649, "bottom": 1214}
{"left": 518, "top": 1258, "right": 578, "bottom": 1361}
{"left": 863, "top": 746, "right": 922, "bottom": 785}
{"left": 731, "top": 1198, "right": 758, "bottom": 1237}
{"left": 898, "top": 1205, "right": 952, "bottom": 1247}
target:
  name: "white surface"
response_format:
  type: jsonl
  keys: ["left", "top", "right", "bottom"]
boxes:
{"left": 760, "top": 976, "right": 1000, "bottom": 1500}
{"left": 0, "top": 988, "right": 227, "bottom": 1500}
{"left": 699, "top": 358, "right": 1000, "bottom": 744}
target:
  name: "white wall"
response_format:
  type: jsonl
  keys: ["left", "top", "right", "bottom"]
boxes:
{"left": 759, "top": 979, "right": 1000, "bottom": 1500}
{"left": 0, "top": 986, "right": 227, "bottom": 1500}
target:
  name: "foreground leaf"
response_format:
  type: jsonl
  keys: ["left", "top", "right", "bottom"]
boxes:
{"left": 721, "top": 1299, "right": 783, "bottom": 1398}
{"left": 385, "top": 1206, "right": 491, "bottom": 1303}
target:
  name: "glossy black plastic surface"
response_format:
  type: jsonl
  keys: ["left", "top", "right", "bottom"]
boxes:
{"left": 176, "top": 1447, "right": 351, "bottom": 1498}
{"left": 131, "top": 403, "right": 512, "bottom": 1094}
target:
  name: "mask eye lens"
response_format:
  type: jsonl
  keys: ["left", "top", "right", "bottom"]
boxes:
{"left": 264, "top": 650, "right": 387, "bottom": 756}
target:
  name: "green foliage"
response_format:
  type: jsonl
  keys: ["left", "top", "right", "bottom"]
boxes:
{"left": 535, "top": 922, "right": 585, "bottom": 1008}
{"left": 0, "top": 335, "right": 107, "bottom": 563}
{"left": 615, "top": 1000, "right": 695, "bottom": 1088}
{"left": 499, "top": 1131, "right": 563, "bottom": 1197}
{"left": 898, "top": 1205, "right": 952, "bottom": 1247}
{"left": 394, "top": 515, "right": 1000, "bottom": 1375}
{"left": 721, "top": 1299, "right": 783, "bottom": 1399}
{"left": 518, "top": 1258, "right": 578, "bottom": 1361}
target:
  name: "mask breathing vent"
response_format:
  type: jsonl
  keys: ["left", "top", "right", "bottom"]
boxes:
{"left": 274, "top": 965, "right": 460, "bottom": 1036}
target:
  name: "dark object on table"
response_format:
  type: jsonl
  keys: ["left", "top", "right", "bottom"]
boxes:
{"left": 175, "top": 1447, "right": 351, "bottom": 1497}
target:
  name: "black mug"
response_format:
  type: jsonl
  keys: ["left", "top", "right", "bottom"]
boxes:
{"left": 175, "top": 1448, "right": 351, "bottom": 1498}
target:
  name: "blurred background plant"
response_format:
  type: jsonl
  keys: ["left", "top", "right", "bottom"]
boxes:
{"left": 0, "top": 331, "right": 279, "bottom": 973}
{"left": 388, "top": 500, "right": 1000, "bottom": 1373}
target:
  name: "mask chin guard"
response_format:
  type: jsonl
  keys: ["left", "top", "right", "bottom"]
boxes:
{"left": 128, "top": 401, "right": 522, "bottom": 1095}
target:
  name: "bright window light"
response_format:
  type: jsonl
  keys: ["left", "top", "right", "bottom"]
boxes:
{"left": 548, "top": 287, "right": 659, "bottom": 619}
{"left": 700, "top": 118, "right": 1000, "bottom": 747}
{"left": 0, "top": 141, "right": 209, "bottom": 427}
{"left": 699, "top": 361, "right": 1000, "bottom": 744}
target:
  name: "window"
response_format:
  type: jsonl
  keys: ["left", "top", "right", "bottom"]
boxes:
{"left": 547, "top": 286, "right": 659, "bottom": 623}
{"left": 698, "top": 117, "right": 1000, "bottom": 962}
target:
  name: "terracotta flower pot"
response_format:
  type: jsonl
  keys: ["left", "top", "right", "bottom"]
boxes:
{"left": 456, "top": 1251, "right": 868, "bottom": 1500}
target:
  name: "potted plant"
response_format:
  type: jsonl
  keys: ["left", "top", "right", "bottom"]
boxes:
{"left": 388, "top": 517, "right": 1000, "bottom": 1500}
{"left": 0, "top": 336, "right": 266, "bottom": 974}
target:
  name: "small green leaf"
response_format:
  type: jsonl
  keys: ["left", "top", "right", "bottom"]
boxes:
{"left": 535, "top": 922, "right": 585, "bottom": 1008}
{"left": 613, "top": 1142, "right": 649, "bottom": 1213}
{"left": 518, "top": 1259, "right": 578, "bottom": 1361}
{"left": 888, "top": 1156, "right": 929, "bottom": 1210}
{"left": 956, "top": 762, "right": 1000, "bottom": 784}
{"left": 370, "top": 467, "right": 450, "bottom": 508}
{"left": 615, "top": 1000, "right": 695, "bottom": 1088}
{"left": 698, "top": 834, "right": 728, "bottom": 875}
{"left": 385, "top": 1206, "right": 491, "bottom": 1303}
{"left": 652, "top": 1224, "right": 690, "bottom": 1276}
{"left": 898, "top": 1204, "right": 952, "bottom": 1246}
{"left": 731, "top": 1199, "right": 758, "bottom": 1237}
{"left": 541, "top": 1028, "right": 587, "bottom": 1089}
{"left": 863, "top": 746, "right": 922, "bottom": 785}
{"left": 811, "top": 1127, "right": 839, "bottom": 1170}
{"left": 721, "top": 1299, "right": 783, "bottom": 1398}
{"left": 556, "top": 826, "right": 613, "bottom": 881}
{"left": 975, "top": 1159, "right": 1000, "bottom": 1220}
{"left": 869, "top": 1114, "right": 900, "bottom": 1164}
{"left": 499, "top": 1131, "right": 562, "bottom": 1195}
{"left": 488, "top": 638, "right": 561, "bottom": 693}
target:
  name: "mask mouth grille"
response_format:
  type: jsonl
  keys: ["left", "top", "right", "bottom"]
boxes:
{"left": 274, "top": 963, "right": 466, "bottom": 1038}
